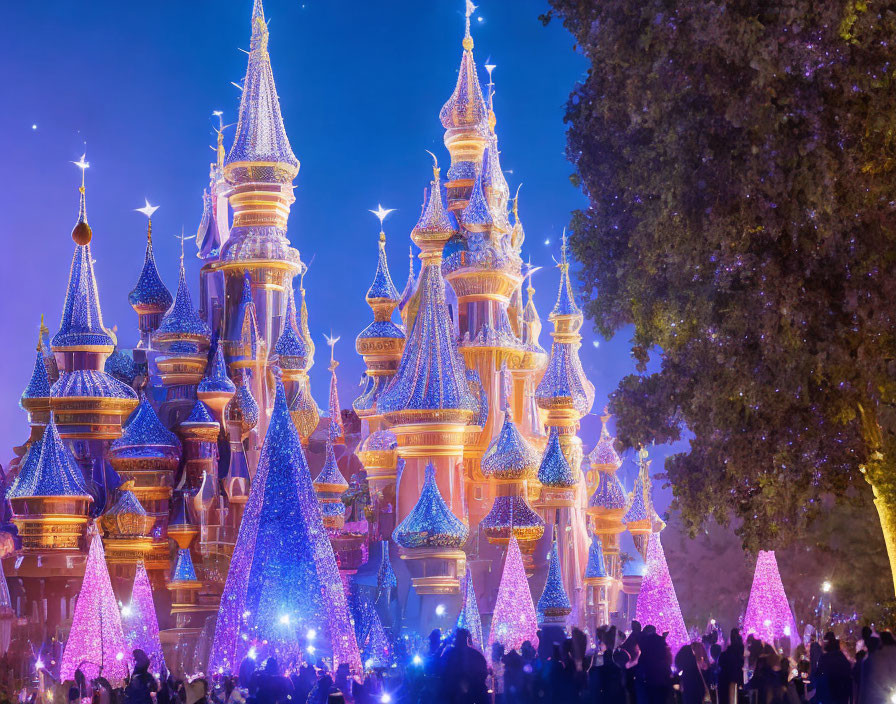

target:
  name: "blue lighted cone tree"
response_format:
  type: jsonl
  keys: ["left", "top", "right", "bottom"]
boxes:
{"left": 456, "top": 566, "right": 483, "bottom": 650}
{"left": 634, "top": 532, "right": 688, "bottom": 653}
{"left": 360, "top": 602, "right": 391, "bottom": 670}
{"left": 122, "top": 562, "right": 165, "bottom": 672}
{"left": 60, "top": 533, "right": 132, "bottom": 687}
{"left": 537, "top": 533, "right": 572, "bottom": 627}
{"left": 210, "top": 380, "right": 361, "bottom": 673}
{"left": 487, "top": 535, "right": 538, "bottom": 654}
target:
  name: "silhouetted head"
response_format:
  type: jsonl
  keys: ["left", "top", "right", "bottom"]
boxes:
{"left": 455, "top": 629, "right": 471, "bottom": 648}
{"left": 264, "top": 657, "right": 279, "bottom": 675}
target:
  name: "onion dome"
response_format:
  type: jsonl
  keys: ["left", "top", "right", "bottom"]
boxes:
{"left": 588, "top": 471, "right": 627, "bottom": 511}
{"left": 550, "top": 233, "right": 582, "bottom": 321}
{"left": 181, "top": 400, "right": 217, "bottom": 430}
{"left": 7, "top": 415, "right": 91, "bottom": 499}
{"left": 360, "top": 429, "right": 397, "bottom": 453}
{"left": 154, "top": 258, "right": 211, "bottom": 345}
{"left": 482, "top": 415, "right": 540, "bottom": 480}
{"left": 394, "top": 462, "right": 468, "bottom": 549}
{"left": 50, "top": 370, "right": 137, "bottom": 401}
{"left": 397, "top": 247, "right": 417, "bottom": 323}
{"left": 172, "top": 548, "right": 199, "bottom": 582}
{"left": 378, "top": 257, "right": 477, "bottom": 424}
{"left": 198, "top": 343, "right": 236, "bottom": 395}
{"left": 104, "top": 345, "right": 137, "bottom": 387}
{"left": 314, "top": 434, "right": 348, "bottom": 492}
{"left": 439, "top": 11, "right": 488, "bottom": 134}
{"left": 110, "top": 397, "right": 181, "bottom": 468}
{"left": 623, "top": 474, "right": 648, "bottom": 524}
{"left": 101, "top": 488, "right": 153, "bottom": 537}
{"left": 466, "top": 368, "right": 488, "bottom": 429}
{"left": 460, "top": 156, "right": 494, "bottom": 233}
{"left": 224, "top": 0, "right": 299, "bottom": 184}
{"left": 534, "top": 339, "right": 593, "bottom": 416}
{"left": 481, "top": 495, "right": 544, "bottom": 546}
{"left": 411, "top": 164, "right": 457, "bottom": 251}
{"left": 274, "top": 286, "right": 308, "bottom": 369}
{"left": 128, "top": 220, "right": 172, "bottom": 315}
{"left": 54, "top": 170, "right": 114, "bottom": 350}
{"left": 537, "top": 427, "right": 577, "bottom": 488}
{"left": 22, "top": 350, "right": 51, "bottom": 403}
{"left": 226, "top": 379, "right": 259, "bottom": 436}
{"left": 367, "top": 233, "right": 400, "bottom": 303}
{"left": 289, "top": 377, "right": 320, "bottom": 442}
{"left": 584, "top": 534, "right": 609, "bottom": 581}
{"left": 588, "top": 412, "right": 622, "bottom": 470}
{"left": 537, "top": 534, "right": 572, "bottom": 620}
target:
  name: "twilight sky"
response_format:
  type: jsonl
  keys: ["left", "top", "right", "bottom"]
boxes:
{"left": 0, "top": 0, "right": 683, "bottom": 511}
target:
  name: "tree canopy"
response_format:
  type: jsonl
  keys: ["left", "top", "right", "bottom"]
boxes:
{"left": 544, "top": 0, "right": 896, "bottom": 573}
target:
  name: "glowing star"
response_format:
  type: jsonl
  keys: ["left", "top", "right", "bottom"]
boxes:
{"left": 212, "top": 110, "right": 223, "bottom": 117}
{"left": 136, "top": 199, "right": 160, "bottom": 219}
{"left": 369, "top": 204, "right": 395, "bottom": 231}
{"left": 72, "top": 153, "right": 90, "bottom": 171}
{"left": 31, "top": 124, "right": 37, "bottom": 130}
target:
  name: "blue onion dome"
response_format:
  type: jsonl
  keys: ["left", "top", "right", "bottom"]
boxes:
{"left": 360, "top": 429, "right": 397, "bottom": 453}
{"left": 226, "top": 380, "right": 259, "bottom": 435}
{"left": 314, "top": 436, "right": 348, "bottom": 491}
{"left": 198, "top": 343, "right": 236, "bottom": 395}
{"left": 128, "top": 227, "right": 172, "bottom": 314}
{"left": 411, "top": 165, "right": 456, "bottom": 250}
{"left": 154, "top": 261, "right": 211, "bottom": 344}
{"left": 588, "top": 414, "right": 622, "bottom": 470}
{"left": 584, "top": 534, "right": 609, "bottom": 580}
{"left": 224, "top": 0, "right": 299, "bottom": 183}
{"left": 623, "top": 475, "right": 648, "bottom": 524}
{"left": 274, "top": 286, "right": 308, "bottom": 369}
{"left": 439, "top": 26, "right": 488, "bottom": 133}
{"left": 367, "top": 233, "right": 400, "bottom": 303}
{"left": 537, "top": 537, "right": 572, "bottom": 618}
{"left": 460, "top": 158, "right": 494, "bottom": 232}
{"left": 7, "top": 415, "right": 91, "bottom": 499}
{"left": 356, "top": 319, "right": 406, "bottom": 343}
{"left": 172, "top": 548, "right": 199, "bottom": 582}
{"left": 537, "top": 427, "right": 577, "bottom": 488}
{"left": 104, "top": 346, "right": 138, "bottom": 386}
{"left": 550, "top": 235, "right": 582, "bottom": 321}
{"left": 534, "top": 341, "right": 593, "bottom": 417}
{"left": 482, "top": 415, "right": 540, "bottom": 480}
{"left": 622, "top": 550, "right": 646, "bottom": 578}
{"left": 394, "top": 462, "right": 468, "bottom": 549}
{"left": 378, "top": 259, "right": 477, "bottom": 423}
{"left": 181, "top": 400, "right": 218, "bottom": 429}
{"left": 588, "top": 471, "right": 627, "bottom": 511}
{"left": 51, "top": 369, "right": 138, "bottom": 400}
{"left": 22, "top": 350, "right": 51, "bottom": 402}
{"left": 110, "top": 397, "right": 181, "bottom": 468}
{"left": 466, "top": 368, "right": 488, "bottom": 429}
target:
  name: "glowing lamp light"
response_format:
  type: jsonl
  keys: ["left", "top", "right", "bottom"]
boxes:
{"left": 710, "top": 619, "right": 716, "bottom": 626}
{"left": 763, "top": 619, "right": 772, "bottom": 627}
{"left": 381, "top": 694, "right": 392, "bottom": 704}
{"left": 121, "top": 604, "right": 133, "bottom": 617}
{"left": 365, "top": 658, "right": 374, "bottom": 669}
{"left": 116, "top": 652, "right": 124, "bottom": 661}
{"left": 217, "top": 667, "right": 224, "bottom": 675}
{"left": 783, "top": 626, "right": 791, "bottom": 637}
{"left": 822, "top": 580, "right": 833, "bottom": 593}
{"left": 248, "top": 646, "right": 258, "bottom": 660}
{"left": 307, "top": 629, "right": 317, "bottom": 640}
{"left": 412, "top": 655, "right": 423, "bottom": 666}
{"left": 435, "top": 604, "right": 446, "bottom": 617}
{"left": 279, "top": 614, "right": 291, "bottom": 625}
{"left": 35, "top": 659, "right": 44, "bottom": 671}
{"left": 243, "top": 610, "right": 251, "bottom": 619}
{"left": 307, "top": 645, "right": 315, "bottom": 654}
{"left": 31, "top": 124, "right": 37, "bottom": 130}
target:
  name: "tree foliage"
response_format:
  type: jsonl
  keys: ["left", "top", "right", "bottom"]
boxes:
{"left": 544, "top": 0, "right": 896, "bottom": 553}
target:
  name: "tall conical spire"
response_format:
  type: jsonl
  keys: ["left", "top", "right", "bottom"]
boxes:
{"left": 439, "top": 1, "right": 488, "bottom": 133}
{"left": 537, "top": 530, "right": 572, "bottom": 623}
{"left": 634, "top": 532, "right": 688, "bottom": 652}
{"left": 538, "top": 426, "right": 577, "bottom": 488}
{"left": 122, "top": 562, "right": 166, "bottom": 672}
{"left": 22, "top": 349, "right": 51, "bottom": 402}
{"left": 129, "top": 203, "right": 172, "bottom": 316}
{"left": 743, "top": 550, "right": 798, "bottom": 644}
{"left": 7, "top": 414, "right": 91, "bottom": 499}
{"left": 456, "top": 566, "right": 484, "bottom": 649}
{"left": 551, "top": 232, "right": 581, "bottom": 320}
{"left": 398, "top": 246, "right": 417, "bottom": 323}
{"left": 488, "top": 535, "right": 538, "bottom": 653}
{"left": 154, "top": 251, "right": 211, "bottom": 343}
{"left": 460, "top": 154, "right": 494, "bottom": 232}
{"left": 274, "top": 285, "right": 307, "bottom": 368}
{"left": 325, "top": 334, "right": 344, "bottom": 442}
{"left": 53, "top": 157, "right": 114, "bottom": 350}
{"left": 225, "top": 0, "right": 299, "bottom": 182}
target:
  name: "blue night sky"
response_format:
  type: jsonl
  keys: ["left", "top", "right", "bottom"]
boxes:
{"left": 0, "top": 0, "right": 682, "bottom": 510}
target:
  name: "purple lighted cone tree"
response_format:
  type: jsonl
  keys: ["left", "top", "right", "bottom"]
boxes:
{"left": 634, "top": 532, "right": 689, "bottom": 653}
{"left": 122, "top": 562, "right": 165, "bottom": 672}
{"left": 742, "top": 550, "right": 798, "bottom": 644}
{"left": 60, "top": 533, "right": 132, "bottom": 687}
{"left": 487, "top": 535, "right": 538, "bottom": 654}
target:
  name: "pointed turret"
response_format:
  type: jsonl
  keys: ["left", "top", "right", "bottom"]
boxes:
{"left": 584, "top": 534, "right": 608, "bottom": 581}
{"left": 460, "top": 157, "right": 493, "bottom": 232}
{"left": 110, "top": 397, "right": 181, "bottom": 469}
{"left": 154, "top": 256, "right": 212, "bottom": 346}
{"left": 537, "top": 531, "right": 572, "bottom": 626}
{"left": 227, "top": 275, "right": 261, "bottom": 364}
{"left": 397, "top": 246, "right": 418, "bottom": 328}
{"left": 21, "top": 349, "right": 51, "bottom": 406}
{"left": 198, "top": 342, "right": 236, "bottom": 422}
{"left": 313, "top": 430, "right": 348, "bottom": 529}
{"left": 273, "top": 285, "right": 308, "bottom": 370}
{"left": 456, "top": 566, "right": 483, "bottom": 649}
{"left": 129, "top": 212, "right": 173, "bottom": 345}
{"left": 394, "top": 462, "right": 468, "bottom": 549}
{"left": 538, "top": 426, "right": 577, "bottom": 489}
{"left": 325, "top": 336, "right": 345, "bottom": 443}
{"left": 481, "top": 67, "right": 512, "bottom": 234}
{"left": 8, "top": 415, "right": 90, "bottom": 499}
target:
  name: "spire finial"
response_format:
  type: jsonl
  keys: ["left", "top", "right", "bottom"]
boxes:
{"left": 136, "top": 199, "right": 160, "bottom": 243}
{"left": 71, "top": 153, "right": 92, "bottom": 245}
{"left": 524, "top": 258, "right": 542, "bottom": 296}
{"left": 176, "top": 228, "right": 194, "bottom": 267}
{"left": 212, "top": 111, "right": 230, "bottom": 169}
{"left": 36, "top": 315, "right": 45, "bottom": 352}
{"left": 464, "top": 0, "right": 477, "bottom": 50}
{"left": 425, "top": 150, "right": 441, "bottom": 182}
{"left": 325, "top": 333, "right": 340, "bottom": 372}
{"left": 559, "top": 229, "right": 569, "bottom": 272}
{"left": 369, "top": 204, "right": 395, "bottom": 240}
{"left": 485, "top": 63, "right": 497, "bottom": 132}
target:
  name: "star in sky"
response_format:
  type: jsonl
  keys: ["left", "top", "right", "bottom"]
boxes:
{"left": 369, "top": 204, "right": 395, "bottom": 230}
{"left": 135, "top": 198, "right": 160, "bottom": 219}
{"left": 72, "top": 153, "right": 89, "bottom": 171}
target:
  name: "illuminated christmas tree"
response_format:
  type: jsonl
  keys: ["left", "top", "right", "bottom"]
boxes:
{"left": 634, "top": 532, "right": 688, "bottom": 653}
{"left": 60, "top": 533, "right": 131, "bottom": 686}
{"left": 360, "top": 603, "right": 391, "bottom": 669}
{"left": 456, "top": 566, "right": 483, "bottom": 649}
{"left": 122, "top": 562, "right": 165, "bottom": 671}
{"left": 210, "top": 380, "right": 361, "bottom": 673}
{"left": 488, "top": 535, "right": 538, "bottom": 653}
{"left": 742, "top": 550, "right": 798, "bottom": 644}
{"left": 537, "top": 533, "right": 572, "bottom": 626}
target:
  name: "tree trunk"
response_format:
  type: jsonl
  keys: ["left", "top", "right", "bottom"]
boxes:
{"left": 869, "top": 475, "right": 896, "bottom": 597}
{"left": 858, "top": 403, "right": 896, "bottom": 596}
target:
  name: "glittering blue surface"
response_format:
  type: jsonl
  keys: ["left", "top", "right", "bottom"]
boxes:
{"left": 360, "top": 429, "right": 397, "bottom": 453}
{"left": 412, "top": 177, "right": 455, "bottom": 242}
{"left": 225, "top": 0, "right": 299, "bottom": 175}
{"left": 199, "top": 343, "right": 236, "bottom": 394}
{"left": 398, "top": 249, "right": 417, "bottom": 316}
{"left": 211, "top": 379, "right": 360, "bottom": 672}
{"left": 376, "top": 540, "right": 397, "bottom": 592}
{"left": 537, "top": 538, "right": 571, "bottom": 615}
{"left": 550, "top": 242, "right": 582, "bottom": 319}
{"left": 367, "top": 236, "right": 400, "bottom": 301}
{"left": 394, "top": 462, "right": 468, "bottom": 549}
{"left": 53, "top": 243, "right": 114, "bottom": 349}
{"left": 22, "top": 350, "right": 51, "bottom": 399}
{"left": 155, "top": 262, "right": 211, "bottom": 339}
{"left": 439, "top": 46, "right": 488, "bottom": 131}
{"left": 356, "top": 319, "right": 405, "bottom": 341}
{"left": 456, "top": 566, "right": 483, "bottom": 649}
{"left": 183, "top": 399, "right": 217, "bottom": 426}
{"left": 230, "top": 382, "right": 259, "bottom": 430}
{"left": 51, "top": 369, "right": 138, "bottom": 399}
{"left": 584, "top": 534, "right": 608, "bottom": 580}
{"left": 460, "top": 158, "right": 494, "bottom": 230}
{"left": 537, "top": 426, "right": 576, "bottom": 488}
{"left": 128, "top": 234, "right": 172, "bottom": 312}
{"left": 623, "top": 475, "right": 648, "bottom": 523}
{"left": 104, "top": 347, "right": 137, "bottom": 385}
{"left": 481, "top": 415, "right": 540, "bottom": 479}
{"left": 314, "top": 435, "right": 348, "bottom": 488}
{"left": 173, "top": 548, "right": 198, "bottom": 582}
{"left": 481, "top": 495, "right": 544, "bottom": 534}
{"left": 534, "top": 340, "right": 593, "bottom": 416}
{"left": 588, "top": 471, "right": 627, "bottom": 511}
{"left": 111, "top": 398, "right": 181, "bottom": 458}
{"left": 274, "top": 285, "right": 308, "bottom": 366}
{"left": 8, "top": 416, "right": 91, "bottom": 498}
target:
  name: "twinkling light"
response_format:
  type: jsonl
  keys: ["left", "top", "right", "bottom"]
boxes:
{"left": 742, "top": 550, "right": 798, "bottom": 644}
{"left": 487, "top": 535, "right": 538, "bottom": 653}
{"left": 209, "top": 381, "right": 361, "bottom": 674}
{"left": 121, "top": 562, "right": 165, "bottom": 672}
{"left": 60, "top": 533, "right": 132, "bottom": 687}
{"left": 456, "top": 566, "right": 483, "bottom": 650}
{"left": 634, "top": 533, "right": 688, "bottom": 653}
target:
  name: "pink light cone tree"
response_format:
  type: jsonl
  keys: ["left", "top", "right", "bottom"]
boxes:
{"left": 122, "top": 562, "right": 165, "bottom": 672}
{"left": 487, "top": 535, "right": 538, "bottom": 654}
{"left": 61, "top": 533, "right": 132, "bottom": 686}
{"left": 635, "top": 532, "right": 689, "bottom": 653}
{"left": 743, "top": 550, "right": 798, "bottom": 644}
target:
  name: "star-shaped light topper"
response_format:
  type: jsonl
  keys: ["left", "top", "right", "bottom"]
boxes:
{"left": 324, "top": 332, "right": 341, "bottom": 370}
{"left": 369, "top": 204, "right": 395, "bottom": 235}
{"left": 136, "top": 199, "right": 160, "bottom": 220}
{"left": 72, "top": 153, "right": 90, "bottom": 172}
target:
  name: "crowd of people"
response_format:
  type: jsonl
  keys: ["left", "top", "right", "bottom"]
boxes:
{"left": 4, "top": 621, "right": 896, "bottom": 704}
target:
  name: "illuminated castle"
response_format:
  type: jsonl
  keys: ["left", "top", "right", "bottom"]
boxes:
{"left": 0, "top": 0, "right": 667, "bottom": 674}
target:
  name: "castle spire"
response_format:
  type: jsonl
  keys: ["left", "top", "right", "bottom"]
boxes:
{"left": 325, "top": 334, "right": 344, "bottom": 443}
{"left": 537, "top": 529, "right": 572, "bottom": 625}
{"left": 153, "top": 246, "right": 211, "bottom": 345}
{"left": 129, "top": 201, "right": 172, "bottom": 344}
{"left": 551, "top": 231, "right": 581, "bottom": 320}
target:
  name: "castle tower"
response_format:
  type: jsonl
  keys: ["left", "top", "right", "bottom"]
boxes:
{"left": 623, "top": 448, "right": 654, "bottom": 558}
{"left": 582, "top": 533, "right": 613, "bottom": 631}
{"left": 313, "top": 430, "right": 349, "bottom": 531}
{"left": 129, "top": 205, "right": 172, "bottom": 350}
{"left": 325, "top": 335, "right": 345, "bottom": 445}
